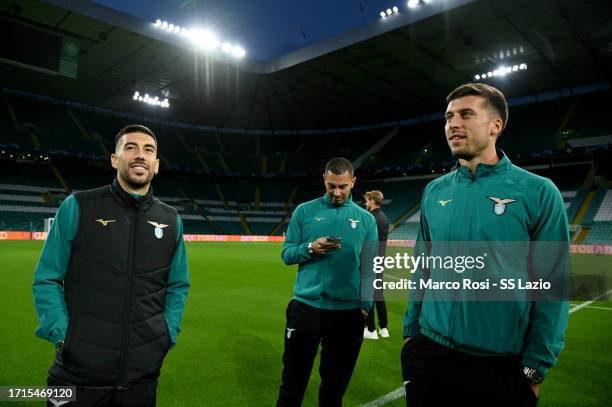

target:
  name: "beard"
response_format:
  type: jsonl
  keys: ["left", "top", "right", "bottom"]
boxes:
{"left": 449, "top": 136, "right": 489, "bottom": 161}
{"left": 119, "top": 166, "right": 154, "bottom": 190}
{"left": 451, "top": 148, "right": 476, "bottom": 160}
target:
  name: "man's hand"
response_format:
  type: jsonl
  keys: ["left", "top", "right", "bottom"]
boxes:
{"left": 361, "top": 309, "right": 368, "bottom": 318}
{"left": 404, "top": 336, "right": 413, "bottom": 344}
{"left": 530, "top": 384, "right": 540, "bottom": 398}
{"left": 311, "top": 237, "right": 341, "bottom": 255}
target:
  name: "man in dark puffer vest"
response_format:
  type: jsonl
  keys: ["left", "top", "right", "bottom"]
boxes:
{"left": 33, "top": 125, "right": 190, "bottom": 406}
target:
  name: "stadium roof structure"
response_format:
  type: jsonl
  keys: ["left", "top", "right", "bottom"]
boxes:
{"left": 1, "top": 0, "right": 611, "bottom": 132}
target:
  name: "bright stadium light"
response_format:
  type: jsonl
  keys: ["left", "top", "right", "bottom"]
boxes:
{"left": 386, "top": 8, "right": 392, "bottom": 15}
{"left": 221, "top": 42, "right": 233, "bottom": 53}
{"left": 380, "top": 11, "right": 386, "bottom": 17}
{"left": 393, "top": 6, "right": 399, "bottom": 13}
{"left": 154, "top": 18, "right": 246, "bottom": 58}
{"left": 191, "top": 29, "right": 221, "bottom": 50}
{"left": 407, "top": 0, "right": 420, "bottom": 8}
{"left": 133, "top": 91, "right": 170, "bottom": 108}
{"left": 475, "top": 63, "right": 528, "bottom": 81}
{"left": 232, "top": 46, "right": 246, "bottom": 58}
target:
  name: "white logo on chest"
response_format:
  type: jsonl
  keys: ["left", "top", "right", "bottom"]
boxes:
{"left": 348, "top": 218, "right": 360, "bottom": 229}
{"left": 147, "top": 221, "right": 169, "bottom": 239}
{"left": 487, "top": 196, "right": 517, "bottom": 216}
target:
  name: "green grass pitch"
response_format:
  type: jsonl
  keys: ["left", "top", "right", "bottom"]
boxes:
{"left": 0, "top": 241, "right": 610, "bottom": 406}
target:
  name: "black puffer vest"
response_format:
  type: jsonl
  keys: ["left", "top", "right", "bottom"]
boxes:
{"left": 50, "top": 179, "right": 178, "bottom": 387}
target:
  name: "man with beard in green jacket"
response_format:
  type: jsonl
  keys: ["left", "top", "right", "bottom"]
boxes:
{"left": 277, "top": 157, "right": 378, "bottom": 407}
{"left": 401, "top": 84, "right": 569, "bottom": 407}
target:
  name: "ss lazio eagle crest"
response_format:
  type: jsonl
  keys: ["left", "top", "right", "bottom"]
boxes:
{"left": 348, "top": 218, "right": 360, "bottom": 229}
{"left": 147, "top": 221, "right": 169, "bottom": 239}
{"left": 487, "top": 196, "right": 517, "bottom": 215}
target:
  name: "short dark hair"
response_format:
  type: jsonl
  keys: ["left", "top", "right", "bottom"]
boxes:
{"left": 446, "top": 83, "right": 509, "bottom": 132}
{"left": 324, "top": 157, "right": 354, "bottom": 176}
{"left": 114, "top": 124, "right": 157, "bottom": 150}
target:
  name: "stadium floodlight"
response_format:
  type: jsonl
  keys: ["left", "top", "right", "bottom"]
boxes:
{"left": 407, "top": 0, "right": 420, "bottom": 8}
{"left": 133, "top": 91, "right": 170, "bottom": 108}
{"left": 386, "top": 8, "right": 392, "bottom": 15}
{"left": 231, "top": 46, "right": 246, "bottom": 58}
{"left": 380, "top": 11, "right": 386, "bottom": 18}
{"left": 475, "top": 63, "right": 528, "bottom": 81}
{"left": 393, "top": 6, "right": 399, "bottom": 13}
{"left": 154, "top": 19, "right": 246, "bottom": 58}
{"left": 190, "top": 29, "right": 221, "bottom": 50}
{"left": 221, "top": 42, "right": 233, "bottom": 53}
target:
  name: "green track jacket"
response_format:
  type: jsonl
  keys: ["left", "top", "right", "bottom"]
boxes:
{"left": 403, "top": 151, "right": 570, "bottom": 376}
{"left": 32, "top": 194, "right": 190, "bottom": 347}
{"left": 282, "top": 193, "right": 378, "bottom": 311}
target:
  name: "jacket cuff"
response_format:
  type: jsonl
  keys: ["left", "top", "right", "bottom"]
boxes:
{"left": 360, "top": 300, "right": 372, "bottom": 312}
{"left": 302, "top": 242, "right": 313, "bottom": 259}
{"left": 522, "top": 357, "right": 549, "bottom": 377}
{"left": 51, "top": 331, "right": 65, "bottom": 346}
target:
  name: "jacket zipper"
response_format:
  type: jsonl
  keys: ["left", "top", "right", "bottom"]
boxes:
{"left": 448, "top": 172, "right": 476, "bottom": 344}
{"left": 118, "top": 209, "right": 136, "bottom": 389}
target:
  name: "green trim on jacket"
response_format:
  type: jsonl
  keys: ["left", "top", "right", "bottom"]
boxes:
{"left": 33, "top": 193, "right": 190, "bottom": 347}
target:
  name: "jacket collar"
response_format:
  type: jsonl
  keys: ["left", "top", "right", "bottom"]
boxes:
{"left": 111, "top": 178, "right": 155, "bottom": 211}
{"left": 457, "top": 149, "right": 511, "bottom": 179}
{"left": 322, "top": 192, "right": 353, "bottom": 207}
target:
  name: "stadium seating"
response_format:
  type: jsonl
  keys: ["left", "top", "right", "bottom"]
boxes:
{"left": 582, "top": 187, "right": 608, "bottom": 226}
{"left": 585, "top": 222, "right": 612, "bottom": 243}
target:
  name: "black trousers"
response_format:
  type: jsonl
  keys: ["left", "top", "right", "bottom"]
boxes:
{"left": 365, "top": 301, "right": 388, "bottom": 331}
{"left": 277, "top": 299, "right": 364, "bottom": 407}
{"left": 47, "top": 376, "right": 156, "bottom": 407}
{"left": 401, "top": 335, "right": 538, "bottom": 407}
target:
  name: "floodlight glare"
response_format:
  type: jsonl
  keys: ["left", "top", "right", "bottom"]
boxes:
{"left": 512, "top": 65, "right": 519, "bottom": 71}
{"left": 154, "top": 19, "right": 246, "bottom": 58}
{"left": 393, "top": 6, "right": 399, "bottom": 13}
{"left": 232, "top": 46, "right": 246, "bottom": 58}
{"left": 408, "top": 0, "right": 420, "bottom": 8}
{"left": 386, "top": 8, "right": 392, "bottom": 15}
{"left": 475, "top": 74, "right": 481, "bottom": 80}
{"left": 380, "top": 11, "right": 386, "bottom": 18}
{"left": 487, "top": 72, "right": 493, "bottom": 77}
{"left": 519, "top": 63, "right": 527, "bottom": 70}
{"left": 191, "top": 29, "right": 221, "bottom": 49}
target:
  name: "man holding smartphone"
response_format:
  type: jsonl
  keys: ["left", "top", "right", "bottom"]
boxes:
{"left": 276, "top": 157, "right": 378, "bottom": 406}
